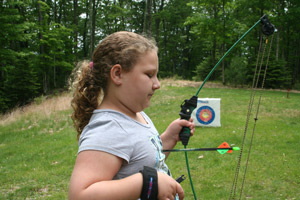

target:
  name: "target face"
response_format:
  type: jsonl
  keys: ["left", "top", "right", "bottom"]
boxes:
{"left": 196, "top": 106, "right": 215, "bottom": 125}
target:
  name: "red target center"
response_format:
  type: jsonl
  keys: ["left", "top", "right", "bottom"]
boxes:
{"left": 199, "top": 109, "right": 212, "bottom": 122}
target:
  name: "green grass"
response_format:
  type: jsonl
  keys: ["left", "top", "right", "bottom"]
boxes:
{"left": 1, "top": 84, "right": 299, "bottom": 199}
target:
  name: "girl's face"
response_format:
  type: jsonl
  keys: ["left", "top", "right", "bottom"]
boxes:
{"left": 120, "top": 50, "right": 160, "bottom": 113}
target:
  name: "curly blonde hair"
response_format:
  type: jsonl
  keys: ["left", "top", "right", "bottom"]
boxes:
{"left": 71, "top": 31, "right": 158, "bottom": 139}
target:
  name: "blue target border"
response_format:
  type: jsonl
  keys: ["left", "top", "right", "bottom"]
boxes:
{"left": 196, "top": 106, "right": 215, "bottom": 125}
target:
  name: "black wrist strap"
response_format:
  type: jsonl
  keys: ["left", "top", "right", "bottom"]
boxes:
{"left": 140, "top": 166, "right": 158, "bottom": 200}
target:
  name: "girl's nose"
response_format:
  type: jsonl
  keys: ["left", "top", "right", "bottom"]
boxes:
{"left": 153, "top": 77, "right": 160, "bottom": 90}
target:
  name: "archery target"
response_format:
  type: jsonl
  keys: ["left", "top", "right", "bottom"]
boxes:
{"left": 196, "top": 106, "right": 215, "bottom": 124}
{"left": 192, "top": 98, "right": 221, "bottom": 127}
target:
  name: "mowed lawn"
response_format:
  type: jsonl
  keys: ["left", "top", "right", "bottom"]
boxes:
{"left": 1, "top": 80, "right": 299, "bottom": 199}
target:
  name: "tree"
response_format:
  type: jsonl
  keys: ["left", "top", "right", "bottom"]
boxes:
{"left": 156, "top": 0, "right": 194, "bottom": 78}
{"left": 143, "top": 0, "right": 152, "bottom": 36}
{"left": 186, "top": 0, "right": 234, "bottom": 81}
{"left": 1, "top": 0, "right": 300, "bottom": 113}
{"left": 0, "top": 1, "right": 39, "bottom": 112}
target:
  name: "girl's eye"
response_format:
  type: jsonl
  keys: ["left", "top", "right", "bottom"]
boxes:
{"left": 147, "top": 74, "right": 153, "bottom": 78}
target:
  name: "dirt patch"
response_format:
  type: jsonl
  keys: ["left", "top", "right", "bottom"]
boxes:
{"left": 0, "top": 79, "right": 298, "bottom": 126}
{"left": 160, "top": 78, "right": 300, "bottom": 93}
{"left": 160, "top": 78, "right": 228, "bottom": 88}
{"left": 0, "top": 92, "right": 72, "bottom": 125}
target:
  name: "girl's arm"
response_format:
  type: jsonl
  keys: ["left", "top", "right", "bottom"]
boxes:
{"left": 68, "top": 150, "right": 142, "bottom": 200}
{"left": 68, "top": 150, "right": 184, "bottom": 200}
{"left": 160, "top": 118, "right": 195, "bottom": 159}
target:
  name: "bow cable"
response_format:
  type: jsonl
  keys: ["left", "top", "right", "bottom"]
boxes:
{"left": 229, "top": 33, "right": 275, "bottom": 200}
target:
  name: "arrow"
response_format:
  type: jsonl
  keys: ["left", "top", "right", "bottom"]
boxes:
{"left": 162, "top": 142, "right": 240, "bottom": 154}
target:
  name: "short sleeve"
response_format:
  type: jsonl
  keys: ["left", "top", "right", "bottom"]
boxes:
{"left": 78, "top": 118, "right": 134, "bottom": 163}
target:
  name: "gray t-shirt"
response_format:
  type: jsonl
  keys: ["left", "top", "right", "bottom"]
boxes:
{"left": 78, "top": 109, "right": 171, "bottom": 180}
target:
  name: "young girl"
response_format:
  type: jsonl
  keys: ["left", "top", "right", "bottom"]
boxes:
{"left": 68, "top": 31, "right": 195, "bottom": 200}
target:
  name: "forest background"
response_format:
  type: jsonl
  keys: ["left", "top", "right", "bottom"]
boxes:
{"left": 1, "top": 0, "right": 300, "bottom": 113}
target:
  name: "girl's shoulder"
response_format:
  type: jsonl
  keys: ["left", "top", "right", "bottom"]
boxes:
{"left": 91, "top": 109, "right": 153, "bottom": 127}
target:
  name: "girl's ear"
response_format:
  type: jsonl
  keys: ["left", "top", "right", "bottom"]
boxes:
{"left": 110, "top": 64, "right": 123, "bottom": 85}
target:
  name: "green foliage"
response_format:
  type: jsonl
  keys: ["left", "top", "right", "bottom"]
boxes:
{"left": 193, "top": 57, "right": 212, "bottom": 81}
{"left": 4, "top": 54, "right": 40, "bottom": 108}
{"left": 293, "top": 81, "right": 300, "bottom": 90}
{"left": 192, "top": 56, "right": 222, "bottom": 82}
{"left": 0, "top": 90, "right": 9, "bottom": 113}
{"left": 225, "top": 56, "right": 248, "bottom": 86}
{"left": 265, "top": 58, "right": 291, "bottom": 89}
{"left": 1, "top": 0, "right": 300, "bottom": 113}
{"left": 0, "top": 1, "right": 39, "bottom": 112}
{"left": 153, "top": 0, "right": 196, "bottom": 79}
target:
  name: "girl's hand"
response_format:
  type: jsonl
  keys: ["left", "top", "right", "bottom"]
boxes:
{"left": 165, "top": 118, "right": 195, "bottom": 142}
{"left": 161, "top": 118, "right": 195, "bottom": 151}
{"left": 157, "top": 172, "right": 184, "bottom": 200}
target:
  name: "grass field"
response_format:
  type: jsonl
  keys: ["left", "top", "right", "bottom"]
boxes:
{"left": 0, "top": 80, "right": 299, "bottom": 200}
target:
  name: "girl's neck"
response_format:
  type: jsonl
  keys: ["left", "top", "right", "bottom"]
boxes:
{"left": 98, "top": 99, "right": 147, "bottom": 124}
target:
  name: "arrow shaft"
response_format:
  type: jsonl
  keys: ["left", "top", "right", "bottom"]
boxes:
{"left": 162, "top": 147, "right": 233, "bottom": 152}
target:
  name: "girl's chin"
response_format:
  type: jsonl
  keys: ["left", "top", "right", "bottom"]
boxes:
{"left": 142, "top": 102, "right": 151, "bottom": 110}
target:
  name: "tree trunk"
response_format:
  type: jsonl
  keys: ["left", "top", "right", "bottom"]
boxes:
{"left": 73, "top": 0, "right": 78, "bottom": 61}
{"left": 53, "top": 55, "right": 56, "bottom": 88}
{"left": 143, "top": 0, "right": 152, "bottom": 37}
{"left": 83, "top": 0, "right": 89, "bottom": 57}
{"left": 163, "top": 18, "right": 167, "bottom": 64}
{"left": 54, "top": 0, "right": 57, "bottom": 23}
{"left": 183, "top": 25, "right": 191, "bottom": 78}
{"left": 0, "top": 64, "right": 4, "bottom": 88}
{"left": 119, "top": 0, "right": 125, "bottom": 30}
{"left": 58, "top": 0, "right": 62, "bottom": 24}
{"left": 276, "top": 28, "right": 279, "bottom": 62}
{"left": 222, "top": 0, "right": 226, "bottom": 85}
{"left": 38, "top": 2, "right": 47, "bottom": 93}
{"left": 38, "top": 3, "right": 44, "bottom": 55}
{"left": 212, "top": 4, "right": 217, "bottom": 79}
{"left": 89, "top": 0, "right": 96, "bottom": 58}
{"left": 154, "top": 0, "right": 164, "bottom": 47}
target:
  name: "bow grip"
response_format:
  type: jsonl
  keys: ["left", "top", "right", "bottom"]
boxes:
{"left": 179, "top": 96, "right": 198, "bottom": 146}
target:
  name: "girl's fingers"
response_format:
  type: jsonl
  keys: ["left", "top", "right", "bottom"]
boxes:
{"left": 176, "top": 183, "right": 184, "bottom": 200}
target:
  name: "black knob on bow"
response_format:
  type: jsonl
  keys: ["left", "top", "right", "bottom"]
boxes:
{"left": 260, "top": 14, "right": 275, "bottom": 36}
